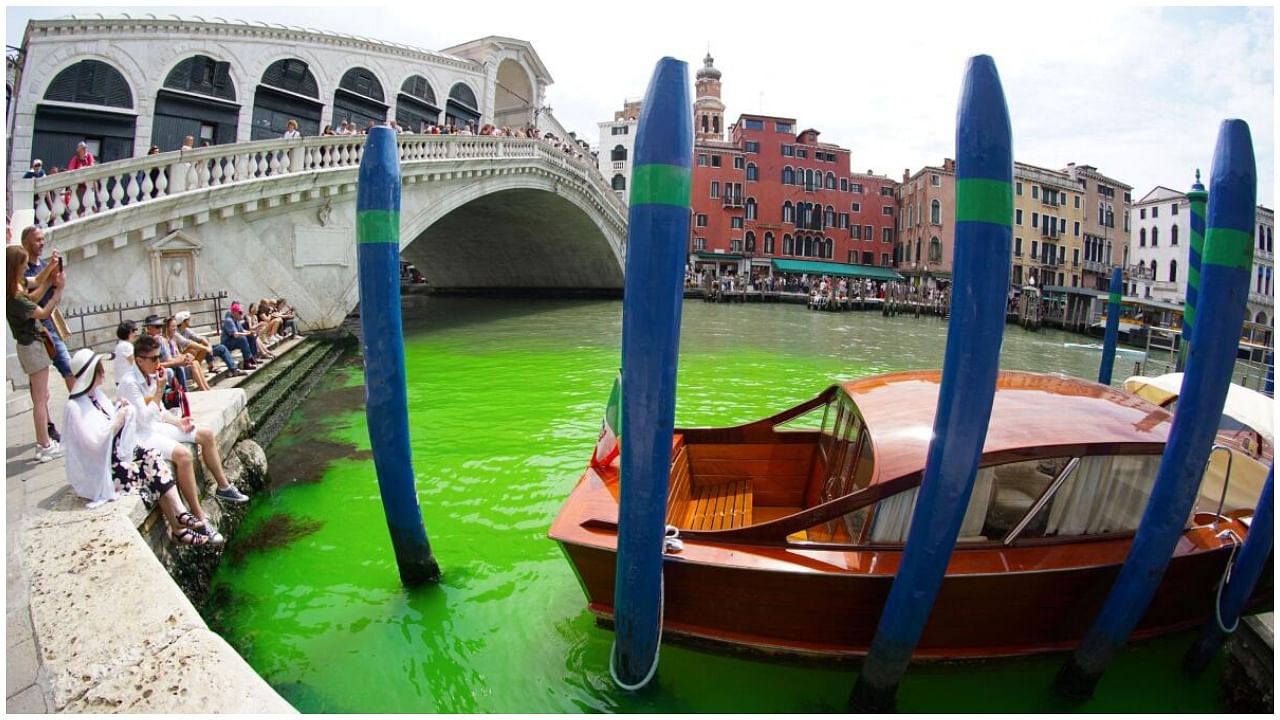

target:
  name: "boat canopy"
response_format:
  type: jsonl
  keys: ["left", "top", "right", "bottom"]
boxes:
{"left": 1123, "top": 373, "right": 1273, "bottom": 445}
{"left": 770, "top": 258, "right": 903, "bottom": 282}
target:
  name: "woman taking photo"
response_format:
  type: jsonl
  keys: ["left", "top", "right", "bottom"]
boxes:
{"left": 6, "top": 245, "right": 64, "bottom": 462}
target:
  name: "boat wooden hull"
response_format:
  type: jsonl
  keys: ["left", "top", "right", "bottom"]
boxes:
{"left": 555, "top": 534, "right": 1271, "bottom": 659}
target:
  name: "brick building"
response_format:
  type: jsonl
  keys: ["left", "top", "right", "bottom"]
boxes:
{"left": 687, "top": 54, "right": 899, "bottom": 278}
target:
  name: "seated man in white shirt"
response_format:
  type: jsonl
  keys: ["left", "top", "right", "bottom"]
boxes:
{"left": 118, "top": 334, "right": 250, "bottom": 512}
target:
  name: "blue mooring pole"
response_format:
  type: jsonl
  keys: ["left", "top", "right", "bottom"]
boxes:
{"left": 1054, "top": 119, "right": 1256, "bottom": 701}
{"left": 848, "top": 55, "right": 1012, "bottom": 713}
{"left": 1182, "top": 467, "right": 1273, "bottom": 676}
{"left": 1178, "top": 170, "right": 1208, "bottom": 372}
{"left": 1098, "top": 267, "right": 1123, "bottom": 386}
{"left": 356, "top": 126, "right": 440, "bottom": 586}
{"left": 610, "top": 57, "right": 692, "bottom": 691}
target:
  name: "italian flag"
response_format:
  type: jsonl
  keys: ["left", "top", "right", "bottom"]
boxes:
{"left": 590, "top": 371, "right": 622, "bottom": 469}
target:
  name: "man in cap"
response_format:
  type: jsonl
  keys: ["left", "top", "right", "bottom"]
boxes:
{"left": 221, "top": 302, "right": 258, "bottom": 370}
{"left": 174, "top": 310, "right": 243, "bottom": 377}
{"left": 23, "top": 159, "right": 45, "bottom": 179}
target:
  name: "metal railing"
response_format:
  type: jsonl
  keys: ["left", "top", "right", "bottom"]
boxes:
{"left": 12, "top": 134, "right": 624, "bottom": 228}
{"left": 61, "top": 290, "right": 228, "bottom": 353}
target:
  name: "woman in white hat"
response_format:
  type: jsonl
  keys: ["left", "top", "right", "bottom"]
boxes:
{"left": 62, "top": 348, "right": 222, "bottom": 544}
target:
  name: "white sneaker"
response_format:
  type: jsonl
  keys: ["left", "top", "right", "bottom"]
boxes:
{"left": 35, "top": 441, "right": 62, "bottom": 463}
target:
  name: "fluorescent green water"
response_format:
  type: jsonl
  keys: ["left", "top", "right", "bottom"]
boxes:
{"left": 207, "top": 298, "right": 1225, "bottom": 713}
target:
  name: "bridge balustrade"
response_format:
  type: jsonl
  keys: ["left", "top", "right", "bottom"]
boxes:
{"left": 13, "top": 134, "right": 622, "bottom": 230}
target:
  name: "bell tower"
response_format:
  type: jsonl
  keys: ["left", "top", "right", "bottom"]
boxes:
{"left": 693, "top": 51, "right": 725, "bottom": 142}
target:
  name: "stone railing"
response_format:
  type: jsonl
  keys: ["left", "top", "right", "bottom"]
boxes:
{"left": 12, "top": 134, "right": 624, "bottom": 229}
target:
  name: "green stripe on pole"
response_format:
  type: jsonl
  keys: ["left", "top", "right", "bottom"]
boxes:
{"left": 1185, "top": 305, "right": 1196, "bottom": 329}
{"left": 1202, "top": 228, "right": 1253, "bottom": 270}
{"left": 1109, "top": 290, "right": 1121, "bottom": 304}
{"left": 358, "top": 210, "right": 400, "bottom": 245}
{"left": 955, "top": 178, "right": 1013, "bottom": 225}
{"left": 629, "top": 163, "right": 692, "bottom": 208}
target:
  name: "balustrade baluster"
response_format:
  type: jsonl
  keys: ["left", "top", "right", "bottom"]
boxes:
{"left": 126, "top": 173, "right": 142, "bottom": 205}
{"left": 154, "top": 166, "right": 169, "bottom": 197}
{"left": 268, "top": 151, "right": 282, "bottom": 176}
{"left": 35, "top": 193, "right": 52, "bottom": 227}
{"left": 111, "top": 175, "right": 125, "bottom": 208}
{"left": 64, "top": 189, "right": 80, "bottom": 223}
{"left": 210, "top": 158, "right": 224, "bottom": 186}
{"left": 224, "top": 155, "right": 238, "bottom": 184}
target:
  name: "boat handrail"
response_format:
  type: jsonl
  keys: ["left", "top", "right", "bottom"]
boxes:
{"left": 1002, "top": 457, "right": 1081, "bottom": 546}
{"left": 1208, "top": 444, "right": 1235, "bottom": 519}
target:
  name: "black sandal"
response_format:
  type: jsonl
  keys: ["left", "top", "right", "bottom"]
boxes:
{"left": 172, "top": 528, "right": 210, "bottom": 546}
{"left": 176, "top": 512, "right": 205, "bottom": 531}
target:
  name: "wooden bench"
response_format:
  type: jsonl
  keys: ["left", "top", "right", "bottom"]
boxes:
{"left": 666, "top": 437, "right": 755, "bottom": 531}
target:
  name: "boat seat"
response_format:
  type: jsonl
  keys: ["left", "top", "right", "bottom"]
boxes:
{"left": 989, "top": 464, "right": 1053, "bottom": 531}
{"left": 683, "top": 479, "right": 753, "bottom": 531}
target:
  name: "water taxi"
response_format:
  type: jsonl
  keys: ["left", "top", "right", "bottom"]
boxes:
{"left": 549, "top": 370, "right": 1271, "bottom": 659}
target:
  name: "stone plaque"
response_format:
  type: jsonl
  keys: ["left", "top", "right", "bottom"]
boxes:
{"left": 294, "top": 227, "right": 352, "bottom": 267}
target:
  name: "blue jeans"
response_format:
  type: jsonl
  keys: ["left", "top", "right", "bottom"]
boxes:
{"left": 41, "top": 319, "right": 72, "bottom": 378}
{"left": 223, "top": 334, "right": 255, "bottom": 364}
{"left": 210, "top": 343, "right": 237, "bottom": 371}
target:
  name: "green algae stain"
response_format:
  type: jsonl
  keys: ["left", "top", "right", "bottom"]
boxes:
{"left": 206, "top": 298, "right": 1228, "bottom": 713}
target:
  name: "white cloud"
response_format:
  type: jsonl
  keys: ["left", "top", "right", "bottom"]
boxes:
{"left": 6, "top": 2, "right": 1273, "bottom": 205}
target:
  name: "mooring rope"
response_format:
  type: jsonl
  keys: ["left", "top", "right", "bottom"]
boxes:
{"left": 609, "top": 525, "right": 682, "bottom": 692}
{"left": 1213, "top": 528, "right": 1242, "bottom": 634}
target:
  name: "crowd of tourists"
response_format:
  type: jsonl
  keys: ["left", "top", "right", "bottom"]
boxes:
{"left": 5, "top": 224, "right": 305, "bottom": 547}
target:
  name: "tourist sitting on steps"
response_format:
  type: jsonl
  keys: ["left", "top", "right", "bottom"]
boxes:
{"left": 162, "top": 315, "right": 212, "bottom": 391}
{"left": 61, "top": 349, "right": 222, "bottom": 545}
{"left": 221, "top": 302, "right": 258, "bottom": 370}
{"left": 112, "top": 319, "right": 139, "bottom": 387}
{"left": 174, "top": 310, "right": 242, "bottom": 377}
{"left": 119, "top": 334, "right": 251, "bottom": 515}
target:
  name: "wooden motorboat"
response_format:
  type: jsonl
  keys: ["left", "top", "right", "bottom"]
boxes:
{"left": 549, "top": 370, "right": 1272, "bottom": 659}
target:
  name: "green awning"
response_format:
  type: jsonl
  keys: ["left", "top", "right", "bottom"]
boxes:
{"left": 693, "top": 252, "right": 743, "bottom": 261}
{"left": 770, "top": 259, "right": 903, "bottom": 281}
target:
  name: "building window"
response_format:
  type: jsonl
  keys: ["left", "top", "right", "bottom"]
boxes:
{"left": 743, "top": 118, "right": 764, "bottom": 130}
{"left": 1073, "top": 248, "right": 1080, "bottom": 266}
{"left": 733, "top": 156, "right": 745, "bottom": 169}
{"left": 1032, "top": 186, "right": 1039, "bottom": 200}
{"left": 611, "top": 145, "right": 627, "bottom": 162}
{"left": 696, "top": 214, "right": 708, "bottom": 227}
{"left": 1073, "top": 221, "right": 1080, "bottom": 237}
{"left": 1169, "top": 259, "right": 1178, "bottom": 283}
{"left": 783, "top": 201, "right": 794, "bottom": 224}
{"left": 745, "top": 232, "right": 756, "bottom": 253}
{"left": 796, "top": 148, "right": 807, "bottom": 159}
{"left": 611, "top": 174, "right": 626, "bottom": 191}
{"left": 782, "top": 166, "right": 795, "bottom": 184}
{"left": 1014, "top": 237, "right": 1022, "bottom": 256}
{"left": 881, "top": 206, "right": 894, "bottom": 216}
{"left": 1140, "top": 228, "right": 1146, "bottom": 247}
{"left": 730, "top": 239, "right": 743, "bottom": 252}
{"left": 710, "top": 155, "right": 722, "bottom": 167}
{"left": 883, "top": 227, "right": 894, "bottom": 243}
{"left": 776, "top": 121, "right": 793, "bottom": 133}
{"left": 781, "top": 144, "right": 794, "bottom": 157}
{"left": 881, "top": 252, "right": 890, "bottom": 266}
{"left": 764, "top": 232, "right": 774, "bottom": 254}
{"left": 930, "top": 200, "right": 941, "bottom": 225}
{"left": 710, "top": 181, "right": 720, "bottom": 198}
{"left": 1171, "top": 225, "right": 1179, "bottom": 246}
{"left": 850, "top": 183, "right": 863, "bottom": 194}
{"left": 851, "top": 202, "right": 861, "bottom": 212}
{"left": 697, "top": 154, "right": 708, "bottom": 167}
{"left": 1151, "top": 227, "right": 1159, "bottom": 247}
{"left": 731, "top": 217, "right": 744, "bottom": 229}
{"left": 931, "top": 174, "right": 941, "bottom": 187}
{"left": 1140, "top": 208, "right": 1146, "bottom": 219}
{"left": 929, "top": 236, "right": 942, "bottom": 262}
{"left": 1171, "top": 203, "right": 1179, "bottom": 215}
{"left": 1031, "top": 240, "right": 1039, "bottom": 259}
{"left": 783, "top": 234, "right": 794, "bottom": 255}
{"left": 693, "top": 237, "right": 706, "bottom": 250}
{"left": 1015, "top": 181, "right": 1023, "bottom": 196}
{"left": 840, "top": 178, "right": 848, "bottom": 192}
{"left": 745, "top": 198, "right": 758, "bottom": 220}
{"left": 744, "top": 141, "right": 760, "bottom": 153}
{"left": 826, "top": 172, "right": 837, "bottom": 189}
{"left": 746, "top": 163, "right": 758, "bottom": 181}
{"left": 1015, "top": 209, "right": 1023, "bottom": 225}
{"left": 866, "top": 225, "right": 874, "bottom": 241}
{"left": 880, "top": 187, "right": 895, "bottom": 197}
{"left": 1152, "top": 206, "right": 1159, "bottom": 218}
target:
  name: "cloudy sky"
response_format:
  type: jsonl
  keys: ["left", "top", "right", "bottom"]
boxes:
{"left": 7, "top": 3, "right": 1275, "bottom": 207}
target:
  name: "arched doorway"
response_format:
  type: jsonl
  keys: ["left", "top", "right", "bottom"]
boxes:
{"left": 493, "top": 59, "right": 533, "bottom": 128}
{"left": 33, "top": 59, "right": 136, "bottom": 166}
{"left": 152, "top": 55, "right": 238, "bottom": 151}
{"left": 333, "top": 67, "right": 387, "bottom": 130}
{"left": 446, "top": 82, "right": 480, "bottom": 129}
{"left": 251, "top": 58, "right": 322, "bottom": 140}
{"left": 396, "top": 75, "right": 440, "bottom": 132}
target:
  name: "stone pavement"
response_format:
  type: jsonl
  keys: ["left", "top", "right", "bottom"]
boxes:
{"left": 6, "top": 371, "right": 294, "bottom": 713}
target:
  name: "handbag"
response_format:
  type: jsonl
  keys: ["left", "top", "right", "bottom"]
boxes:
{"left": 162, "top": 373, "right": 192, "bottom": 418}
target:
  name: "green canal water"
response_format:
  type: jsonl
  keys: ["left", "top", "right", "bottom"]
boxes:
{"left": 206, "top": 298, "right": 1226, "bottom": 713}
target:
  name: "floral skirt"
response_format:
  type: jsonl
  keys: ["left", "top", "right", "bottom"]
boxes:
{"left": 111, "top": 441, "right": 175, "bottom": 508}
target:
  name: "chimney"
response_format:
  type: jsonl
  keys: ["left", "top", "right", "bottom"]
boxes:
{"left": 943, "top": 158, "right": 955, "bottom": 173}
{"left": 903, "top": 168, "right": 910, "bottom": 183}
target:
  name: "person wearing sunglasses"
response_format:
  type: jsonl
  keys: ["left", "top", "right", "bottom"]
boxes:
{"left": 118, "top": 334, "right": 251, "bottom": 516}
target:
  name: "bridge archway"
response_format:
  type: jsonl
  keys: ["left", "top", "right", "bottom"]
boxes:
{"left": 494, "top": 59, "right": 535, "bottom": 128}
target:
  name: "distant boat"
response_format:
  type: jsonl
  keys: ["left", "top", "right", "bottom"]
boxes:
{"left": 1063, "top": 342, "right": 1147, "bottom": 358}
{"left": 549, "top": 370, "right": 1271, "bottom": 659}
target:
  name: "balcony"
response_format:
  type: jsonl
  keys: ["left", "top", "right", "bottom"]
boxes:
{"left": 1082, "top": 259, "right": 1107, "bottom": 274}
{"left": 1250, "top": 291, "right": 1273, "bottom": 306}
{"left": 722, "top": 195, "right": 744, "bottom": 208}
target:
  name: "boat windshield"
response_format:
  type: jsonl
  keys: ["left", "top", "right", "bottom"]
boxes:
{"left": 805, "top": 392, "right": 875, "bottom": 542}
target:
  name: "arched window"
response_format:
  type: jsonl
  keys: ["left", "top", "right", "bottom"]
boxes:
{"left": 782, "top": 166, "right": 795, "bottom": 184}
{"left": 930, "top": 199, "right": 941, "bottom": 225}
{"left": 764, "top": 232, "right": 775, "bottom": 255}
{"left": 611, "top": 145, "right": 627, "bottom": 162}
{"left": 611, "top": 174, "right": 626, "bottom": 191}
{"left": 1257, "top": 266, "right": 1265, "bottom": 293}
{"left": 746, "top": 231, "right": 756, "bottom": 253}
{"left": 1151, "top": 259, "right": 1158, "bottom": 279}
{"left": 1151, "top": 227, "right": 1159, "bottom": 247}
{"left": 824, "top": 238, "right": 833, "bottom": 259}
{"left": 252, "top": 58, "right": 322, "bottom": 140}
{"left": 745, "top": 197, "right": 758, "bottom": 221}
{"left": 333, "top": 66, "right": 388, "bottom": 128}
{"left": 746, "top": 163, "right": 758, "bottom": 182}
{"left": 1140, "top": 228, "right": 1146, "bottom": 246}
{"left": 825, "top": 172, "right": 836, "bottom": 189}
{"left": 163, "top": 55, "right": 235, "bottom": 100}
{"left": 929, "top": 236, "right": 942, "bottom": 262}
{"left": 397, "top": 75, "right": 440, "bottom": 131}
{"left": 824, "top": 205, "right": 835, "bottom": 228}
{"left": 1171, "top": 224, "right": 1179, "bottom": 246}
{"left": 803, "top": 236, "right": 814, "bottom": 257}
{"left": 796, "top": 203, "right": 806, "bottom": 227}
{"left": 805, "top": 169, "right": 815, "bottom": 190}
{"left": 782, "top": 201, "right": 794, "bottom": 224}
{"left": 1266, "top": 267, "right": 1272, "bottom": 295}
{"left": 1169, "top": 259, "right": 1177, "bottom": 283}
{"left": 44, "top": 59, "right": 133, "bottom": 107}
{"left": 783, "top": 234, "right": 794, "bottom": 255}
{"left": 37, "top": 59, "right": 137, "bottom": 163}
{"left": 154, "top": 55, "right": 238, "bottom": 150}
{"left": 915, "top": 239, "right": 922, "bottom": 262}
{"left": 446, "top": 82, "right": 480, "bottom": 127}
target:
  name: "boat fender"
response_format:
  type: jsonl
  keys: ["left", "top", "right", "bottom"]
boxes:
{"left": 1213, "top": 529, "right": 1242, "bottom": 634}
{"left": 663, "top": 524, "right": 683, "bottom": 554}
